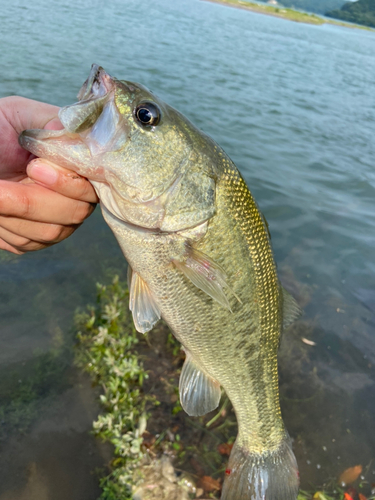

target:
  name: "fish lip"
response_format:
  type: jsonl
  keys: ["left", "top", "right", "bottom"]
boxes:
{"left": 77, "top": 64, "right": 114, "bottom": 101}
{"left": 18, "top": 128, "right": 67, "bottom": 149}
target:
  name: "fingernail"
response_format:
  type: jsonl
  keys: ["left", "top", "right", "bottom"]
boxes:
{"left": 28, "top": 161, "right": 59, "bottom": 185}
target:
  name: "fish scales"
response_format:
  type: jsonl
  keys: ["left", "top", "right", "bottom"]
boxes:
{"left": 19, "top": 65, "right": 300, "bottom": 500}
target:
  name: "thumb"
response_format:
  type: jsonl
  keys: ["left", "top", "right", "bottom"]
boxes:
{"left": 27, "top": 159, "right": 99, "bottom": 203}
{"left": 0, "top": 96, "right": 61, "bottom": 175}
{"left": 2, "top": 96, "right": 60, "bottom": 133}
{"left": 44, "top": 117, "right": 64, "bottom": 131}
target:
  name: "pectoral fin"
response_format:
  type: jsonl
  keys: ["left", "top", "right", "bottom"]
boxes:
{"left": 179, "top": 351, "right": 221, "bottom": 416}
{"left": 173, "top": 247, "right": 240, "bottom": 311}
{"left": 128, "top": 267, "right": 161, "bottom": 334}
{"left": 281, "top": 287, "right": 302, "bottom": 329}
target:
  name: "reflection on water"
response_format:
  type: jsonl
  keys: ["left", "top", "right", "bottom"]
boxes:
{"left": 0, "top": 0, "right": 374, "bottom": 496}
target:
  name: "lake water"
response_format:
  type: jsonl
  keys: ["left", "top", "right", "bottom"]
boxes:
{"left": 0, "top": 0, "right": 374, "bottom": 497}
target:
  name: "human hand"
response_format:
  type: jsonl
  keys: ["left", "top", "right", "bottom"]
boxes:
{"left": 0, "top": 96, "right": 98, "bottom": 254}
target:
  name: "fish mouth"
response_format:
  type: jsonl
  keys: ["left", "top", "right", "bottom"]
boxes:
{"left": 58, "top": 64, "right": 116, "bottom": 135}
{"left": 19, "top": 64, "right": 128, "bottom": 172}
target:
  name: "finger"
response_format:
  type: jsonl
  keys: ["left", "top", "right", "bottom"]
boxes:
{"left": 27, "top": 159, "right": 99, "bottom": 203}
{"left": 0, "top": 225, "right": 46, "bottom": 253}
{"left": 0, "top": 239, "right": 25, "bottom": 255}
{"left": 44, "top": 117, "right": 63, "bottom": 131}
{"left": 0, "top": 215, "right": 76, "bottom": 244}
{"left": 1, "top": 96, "right": 60, "bottom": 133}
{"left": 0, "top": 97, "right": 61, "bottom": 175}
{"left": 0, "top": 180, "right": 96, "bottom": 225}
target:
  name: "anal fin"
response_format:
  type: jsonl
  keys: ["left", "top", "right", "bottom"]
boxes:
{"left": 128, "top": 266, "right": 161, "bottom": 334}
{"left": 179, "top": 351, "right": 221, "bottom": 417}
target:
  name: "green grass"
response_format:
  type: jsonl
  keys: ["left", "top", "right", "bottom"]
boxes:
{"left": 75, "top": 276, "right": 158, "bottom": 500}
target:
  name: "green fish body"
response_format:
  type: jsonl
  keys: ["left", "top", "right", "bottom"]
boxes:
{"left": 20, "top": 65, "right": 300, "bottom": 500}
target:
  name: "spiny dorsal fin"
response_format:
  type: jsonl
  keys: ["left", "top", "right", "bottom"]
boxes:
{"left": 128, "top": 266, "right": 161, "bottom": 334}
{"left": 173, "top": 246, "right": 241, "bottom": 311}
{"left": 282, "top": 286, "right": 302, "bottom": 329}
{"left": 179, "top": 351, "right": 221, "bottom": 417}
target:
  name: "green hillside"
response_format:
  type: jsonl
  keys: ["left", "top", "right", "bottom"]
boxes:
{"left": 326, "top": 0, "right": 375, "bottom": 27}
{"left": 258, "top": 0, "right": 347, "bottom": 14}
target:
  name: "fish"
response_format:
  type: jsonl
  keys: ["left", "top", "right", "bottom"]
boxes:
{"left": 19, "top": 64, "right": 301, "bottom": 500}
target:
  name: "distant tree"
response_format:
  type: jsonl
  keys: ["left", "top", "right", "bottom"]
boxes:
{"left": 326, "top": 0, "right": 375, "bottom": 27}
{"left": 258, "top": 0, "right": 347, "bottom": 14}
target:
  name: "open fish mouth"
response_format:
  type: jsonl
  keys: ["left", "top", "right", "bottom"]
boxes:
{"left": 19, "top": 64, "right": 128, "bottom": 168}
{"left": 58, "top": 64, "right": 118, "bottom": 141}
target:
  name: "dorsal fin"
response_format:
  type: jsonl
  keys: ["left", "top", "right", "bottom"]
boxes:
{"left": 173, "top": 246, "right": 241, "bottom": 311}
{"left": 179, "top": 351, "right": 221, "bottom": 417}
{"left": 128, "top": 266, "right": 161, "bottom": 334}
{"left": 281, "top": 286, "right": 302, "bottom": 329}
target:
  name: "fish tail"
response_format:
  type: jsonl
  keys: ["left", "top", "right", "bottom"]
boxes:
{"left": 221, "top": 436, "right": 299, "bottom": 500}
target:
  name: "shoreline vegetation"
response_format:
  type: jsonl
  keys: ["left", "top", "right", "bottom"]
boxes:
{"left": 202, "top": 0, "right": 374, "bottom": 30}
{"left": 326, "top": 0, "right": 375, "bottom": 29}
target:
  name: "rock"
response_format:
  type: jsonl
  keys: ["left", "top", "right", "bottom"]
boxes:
{"left": 132, "top": 456, "right": 195, "bottom": 500}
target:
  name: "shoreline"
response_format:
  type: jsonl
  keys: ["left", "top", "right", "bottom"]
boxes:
{"left": 202, "top": 0, "right": 374, "bottom": 30}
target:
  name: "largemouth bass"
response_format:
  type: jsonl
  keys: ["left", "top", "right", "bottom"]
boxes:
{"left": 19, "top": 64, "right": 301, "bottom": 500}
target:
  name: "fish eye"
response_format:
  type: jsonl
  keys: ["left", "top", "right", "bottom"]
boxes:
{"left": 135, "top": 102, "right": 161, "bottom": 127}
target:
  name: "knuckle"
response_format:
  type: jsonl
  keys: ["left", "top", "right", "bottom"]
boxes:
{"left": 17, "top": 192, "right": 33, "bottom": 219}
{"left": 12, "top": 235, "right": 32, "bottom": 249}
{"left": 58, "top": 174, "right": 97, "bottom": 202}
{"left": 42, "top": 224, "right": 64, "bottom": 243}
{"left": 18, "top": 242, "right": 46, "bottom": 252}
{"left": 70, "top": 177, "right": 97, "bottom": 203}
{"left": 58, "top": 172, "right": 83, "bottom": 191}
{"left": 71, "top": 202, "right": 94, "bottom": 224}
{"left": 74, "top": 179, "right": 91, "bottom": 199}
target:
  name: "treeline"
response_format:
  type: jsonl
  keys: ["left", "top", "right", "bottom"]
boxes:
{"left": 259, "top": 0, "right": 346, "bottom": 14}
{"left": 326, "top": 0, "right": 375, "bottom": 27}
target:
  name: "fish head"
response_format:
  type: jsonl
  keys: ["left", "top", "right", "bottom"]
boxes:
{"left": 20, "top": 64, "right": 216, "bottom": 231}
